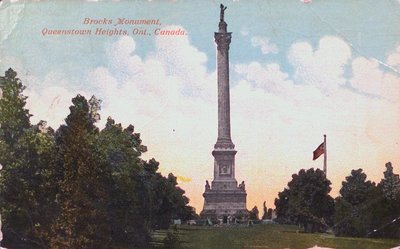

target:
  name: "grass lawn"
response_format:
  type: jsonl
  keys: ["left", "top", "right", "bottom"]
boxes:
{"left": 153, "top": 224, "right": 400, "bottom": 249}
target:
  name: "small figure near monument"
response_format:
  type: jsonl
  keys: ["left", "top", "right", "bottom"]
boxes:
{"left": 239, "top": 180, "right": 245, "bottom": 190}
{"left": 205, "top": 180, "right": 210, "bottom": 191}
{"left": 220, "top": 4, "right": 227, "bottom": 22}
{"left": 262, "top": 201, "right": 268, "bottom": 220}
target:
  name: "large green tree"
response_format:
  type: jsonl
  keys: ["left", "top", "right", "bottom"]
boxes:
{"left": 97, "top": 117, "right": 150, "bottom": 247}
{"left": 274, "top": 168, "right": 334, "bottom": 232}
{"left": 334, "top": 169, "right": 379, "bottom": 237}
{"left": 50, "top": 95, "right": 112, "bottom": 249}
{"left": 152, "top": 172, "right": 191, "bottom": 229}
{"left": 133, "top": 156, "right": 195, "bottom": 230}
{"left": 0, "top": 69, "right": 55, "bottom": 249}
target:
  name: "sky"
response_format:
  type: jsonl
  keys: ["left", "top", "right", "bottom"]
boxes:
{"left": 0, "top": 0, "right": 399, "bottom": 213}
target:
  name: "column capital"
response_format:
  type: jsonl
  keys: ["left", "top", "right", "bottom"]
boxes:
{"left": 214, "top": 32, "right": 232, "bottom": 52}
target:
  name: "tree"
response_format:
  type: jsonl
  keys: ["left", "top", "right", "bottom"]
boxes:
{"left": 378, "top": 162, "right": 400, "bottom": 205}
{"left": 274, "top": 188, "right": 290, "bottom": 223}
{"left": 162, "top": 173, "right": 194, "bottom": 224}
{"left": 97, "top": 117, "right": 150, "bottom": 247}
{"left": 50, "top": 95, "right": 112, "bottom": 249}
{"left": 274, "top": 168, "right": 334, "bottom": 232}
{"left": 334, "top": 169, "right": 379, "bottom": 237}
{"left": 249, "top": 206, "right": 259, "bottom": 220}
{"left": 143, "top": 166, "right": 191, "bottom": 230}
{"left": 0, "top": 68, "right": 30, "bottom": 146}
{"left": 97, "top": 117, "right": 194, "bottom": 246}
{"left": 375, "top": 162, "right": 400, "bottom": 238}
{"left": 0, "top": 69, "right": 55, "bottom": 249}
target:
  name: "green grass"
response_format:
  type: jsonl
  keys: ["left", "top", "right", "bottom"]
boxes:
{"left": 153, "top": 224, "right": 400, "bottom": 249}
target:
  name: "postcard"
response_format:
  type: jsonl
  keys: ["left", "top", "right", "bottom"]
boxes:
{"left": 0, "top": 1, "right": 399, "bottom": 248}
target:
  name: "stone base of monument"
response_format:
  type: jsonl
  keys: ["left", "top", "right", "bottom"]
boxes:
{"left": 201, "top": 187, "right": 249, "bottom": 221}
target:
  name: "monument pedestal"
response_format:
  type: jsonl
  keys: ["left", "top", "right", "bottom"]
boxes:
{"left": 201, "top": 186, "right": 248, "bottom": 220}
{"left": 201, "top": 146, "right": 248, "bottom": 220}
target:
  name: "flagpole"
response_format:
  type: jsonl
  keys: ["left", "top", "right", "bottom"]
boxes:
{"left": 324, "top": 134, "right": 327, "bottom": 176}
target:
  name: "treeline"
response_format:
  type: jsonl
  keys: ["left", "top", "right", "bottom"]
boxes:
{"left": 0, "top": 68, "right": 196, "bottom": 249}
{"left": 274, "top": 165, "right": 400, "bottom": 238}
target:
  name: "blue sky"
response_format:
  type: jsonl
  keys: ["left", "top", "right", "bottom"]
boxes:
{"left": 1, "top": 0, "right": 399, "bottom": 212}
{"left": 2, "top": 1, "right": 399, "bottom": 85}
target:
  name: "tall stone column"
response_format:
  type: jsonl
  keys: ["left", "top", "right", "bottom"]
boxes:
{"left": 214, "top": 18, "right": 234, "bottom": 150}
{"left": 212, "top": 7, "right": 237, "bottom": 185}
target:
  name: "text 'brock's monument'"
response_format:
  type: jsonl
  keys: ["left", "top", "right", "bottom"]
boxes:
{"left": 201, "top": 4, "right": 248, "bottom": 221}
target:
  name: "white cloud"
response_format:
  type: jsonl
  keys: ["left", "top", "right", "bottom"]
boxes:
{"left": 235, "top": 62, "right": 292, "bottom": 93}
{"left": 350, "top": 50, "right": 400, "bottom": 102}
{"left": 350, "top": 57, "right": 382, "bottom": 96}
{"left": 387, "top": 45, "right": 400, "bottom": 71}
{"left": 25, "top": 72, "right": 83, "bottom": 128}
{"left": 153, "top": 25, "right": 210, "bottom": 97}
{"left": 0, "top": 2, "right": 25, "bottom": 44}
{"left": 288, "top": 36, "right": 351, "bottom": 92}
{"left": 251, "top": 36, "right": 279, "bottom": 55}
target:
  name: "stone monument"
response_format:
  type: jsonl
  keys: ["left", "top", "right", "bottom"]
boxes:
{"left": 201, "top": 4, "right": 248, "bottom": 221}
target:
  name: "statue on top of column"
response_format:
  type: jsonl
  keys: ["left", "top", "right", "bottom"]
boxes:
{"left": 220, "top": 4, "right": 227, "bottom": 22}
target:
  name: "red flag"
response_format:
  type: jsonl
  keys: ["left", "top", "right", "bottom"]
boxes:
{"left": 313, "top": 142, "right": 325, "bottom": 160}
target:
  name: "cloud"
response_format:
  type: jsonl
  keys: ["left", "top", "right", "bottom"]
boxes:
{"left": 387, "top": 45, "right": 400, "bottom": 71}
{"left": 350, "top": 58, "right": 382, "bottom": 95}
{"left": 349, "top": 44, "right": 400, "bottom": 103}
{"left": 288, "top": 36, "right": 351, "bottom": 92}
{"left": 350, "top": 57, "right": 400, "bottom": 102}
{"left": 0, "top": 2, "right": 25, "bottom": 44}
{"left": 153, "top": 25, "right": 210, "bottom": 97}
{"left": 235, "top": 62, "right": 292, "bottom": 93}
{"left": 251, "top": 36, "right": 279, "bottom": 55}
{"left": 25, "top": 72, "right": 84, "bottom": 128}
